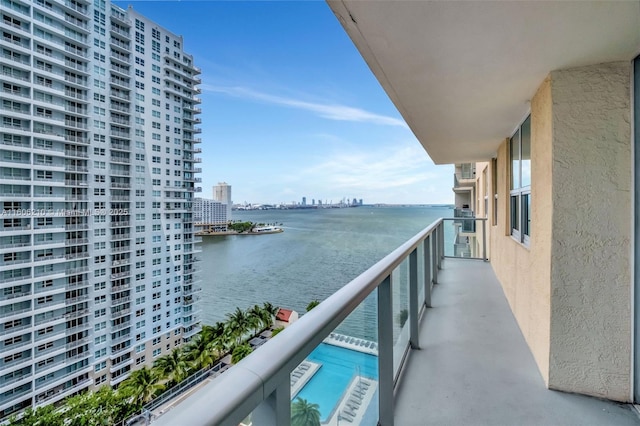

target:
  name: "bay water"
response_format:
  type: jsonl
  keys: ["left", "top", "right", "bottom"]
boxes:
{"left": 197, "top": 206, "right": 451, "bottom": 338}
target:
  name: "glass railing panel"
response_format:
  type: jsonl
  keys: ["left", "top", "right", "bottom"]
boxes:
{"left": 391, "top": 258, "right": 410, "bottom": 378}
{"left": 416, "top": 243, "right": 426, "bottom": 309}
{"left": 442, "top": 218, "right": 486, "bottom": 260}
{"left": 150, "top": 219, "right": 444, "bottom": 426}
{"left": 292, "top": 293, "right": 379, "bottom": 426}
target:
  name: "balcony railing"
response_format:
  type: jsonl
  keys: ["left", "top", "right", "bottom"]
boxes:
{"left": 154, "top": 217, "right": 483, "bottom": 426}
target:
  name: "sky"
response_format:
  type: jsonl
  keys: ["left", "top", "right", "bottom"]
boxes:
{"left": 118, "top": 1, "right": 454, "bottom": 205}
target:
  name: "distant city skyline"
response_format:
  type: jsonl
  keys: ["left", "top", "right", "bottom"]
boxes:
{"left": 117, "top": 1, "right": 455, "bottom": 205}
{"left": 235, "top": 196, "right": 364, "bottom": 207}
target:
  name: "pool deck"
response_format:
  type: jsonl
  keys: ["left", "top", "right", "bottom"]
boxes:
{"left": 290, "top": 360, "right": 321, "bottom": 398}
{"left": 291, "top": 336, "right": 379, "bottom": 425}
{"left": 324, "top": 376, "right": 377, "bottom": 425}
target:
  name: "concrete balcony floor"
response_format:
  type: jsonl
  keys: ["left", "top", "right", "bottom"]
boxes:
{"left": 395, "top": 258, "right": 640, "bottom": 426}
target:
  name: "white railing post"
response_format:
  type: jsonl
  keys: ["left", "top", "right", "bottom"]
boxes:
{"left": 438, "top": 222, "right": 444, "bottom": 269}
{"left": 378, "top": 275, "right": 394, "bottom": 426}
{"left": 482, "top": 218, "right": 487, "bottom": 260}
{"left": 424, "top": 235, "right": 432, "bottom": 308}
{"left": 432, "top": 228, "right": 439, "bottom": 284}
{"left": 409, "top": 248, "right": 419, "bottom": 349}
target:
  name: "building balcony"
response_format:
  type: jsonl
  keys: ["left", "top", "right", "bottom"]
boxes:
{"left": 111, "top": 308, "right": 130, "bottom": 319}
{"left": 111, "top": 321, "right": 131, "bottom": 333}
{"left": 153, "top": 218, "right": 639, "bottom": 426}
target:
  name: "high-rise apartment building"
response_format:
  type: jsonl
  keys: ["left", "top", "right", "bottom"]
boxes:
{"left": 213, "top": 182, "right": 231, "bottom": 220}
{"left": 0, "top": 1, "right": 201, "bottom": 419}
{"left": 193, "top": 198, "right": 226, "bottom": 228}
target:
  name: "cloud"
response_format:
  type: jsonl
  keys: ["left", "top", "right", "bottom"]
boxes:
{"left": 301, "top": 142, "right": 444, "bottom": 193}
{"left": 216, "top": 140, "right": 454, "bottom": 205}
{"left": 202, "top": 85, "right": 408, "bottom": 128}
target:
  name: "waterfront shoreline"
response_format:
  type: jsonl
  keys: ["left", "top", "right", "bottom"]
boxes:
{"left": 197, "top": 228, "right": 284, "bottom": 236}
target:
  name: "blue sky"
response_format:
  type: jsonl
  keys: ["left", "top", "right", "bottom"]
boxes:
{"left": 120, "top": 1, "right": 454, "bottom": 205}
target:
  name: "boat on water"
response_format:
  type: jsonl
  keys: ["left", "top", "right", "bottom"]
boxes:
{"left": 252, "top": 226, "right": 283, "bottom": 234}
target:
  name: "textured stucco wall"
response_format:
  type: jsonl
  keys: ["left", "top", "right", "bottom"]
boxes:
{"left": 489, "top": 76, "right": 553, "bottom": 385}
{"left": 490, "top": 62, "right": 633, "bottom": 400}
{"left": 548, "top": 62, "right": 632, "bottom": 401}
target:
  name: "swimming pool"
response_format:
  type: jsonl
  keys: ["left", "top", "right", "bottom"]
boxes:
{"left": 294, "top": 343, "right": 378, "bottom": 422}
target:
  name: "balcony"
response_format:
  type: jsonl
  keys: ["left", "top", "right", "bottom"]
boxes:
{"left": 153, "top": 218, "right": 640, "bottom": 426}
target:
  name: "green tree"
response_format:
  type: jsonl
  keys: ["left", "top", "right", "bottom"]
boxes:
{"left": 226, "top": 307, "right": 250, "bottom": 346}
{"left": 262, "top": 302, "right": 279, "bottom": 327}
{"left": 65, "top": 386, "right": 134, "bottom": 426}
{"left": 291, "top": 397, "right": 321, "bottom": 426}
{"left": 248, "top": 304, "right": 266, "bottom": 335}
{"left": 210, "top": 321, "right": 231, "bottom": 359}
{"left": 231, "top": 343, "right": 253, "bottom": 364}
{"left": 119, "top": 367, "right": 163, "bottom": 405}
{"left": 7, "top": 404, "right": 60, "bottom": 426}
{"left": 306, "top": 300, "right": 320, "bottom": 312}
{"left": 154, "top": 347, "right": 190, "bottom": 384}
{"left": 184, "top": 334, "right": 214, "bottom": 370}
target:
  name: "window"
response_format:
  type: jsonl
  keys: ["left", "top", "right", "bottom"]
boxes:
{"left": 509, "top": 115, "right": 531, "bottom": 245}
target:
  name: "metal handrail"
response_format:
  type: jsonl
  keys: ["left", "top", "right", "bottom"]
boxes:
{"left": 154, "top": 218, "right": 447, "bottom": 426}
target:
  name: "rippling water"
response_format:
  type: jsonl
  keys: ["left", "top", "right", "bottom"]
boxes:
{"left": 197, "top": 206, "right": 451, "bottom": 339}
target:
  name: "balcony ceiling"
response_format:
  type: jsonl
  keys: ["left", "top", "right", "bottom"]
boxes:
{"left": 327, "top": 1, "right": 640, "bottom": 164}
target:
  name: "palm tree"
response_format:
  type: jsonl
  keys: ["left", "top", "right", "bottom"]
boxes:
{"left": 184, "top": 334, "right": 214, "bottom": 370}
{"left": 210, "top": 321, "right": 231, "bottom": 359}
{"left": 306, "top": 300, "right": 320, "bottom": 312}
{"left": 199, "top": 324, "right": 216, "bottom": 345}
{"left": 248, "top": 304, "right": 265, "bottom": 336}
{"left": 211, "top": 333, "right": 229, "bottom": 360}
{"left": 154, "top": 347, "right": 189, "bottom": 384}
{"left": 120, "top": 367, "right": 163, "bottom": 405}
{"left": 291, "top": 397, "right": 321, "bottom": 426}
{"left": 231, "top": 343, "right": 253, "bottom": 364}
{"left": 211, "top": 321, "right": 226, "bottom": 341}
{"left": 226, "top": 307, "right": 250, "bottom": 345}
{"left": 262, "top": 302, "right": 279, "bottom": 328}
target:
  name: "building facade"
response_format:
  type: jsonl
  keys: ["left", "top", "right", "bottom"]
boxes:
{"left": 193, "top": 197, "right": 227, "bottom": 231}
{"left": 213, "top": 182, "right": 231, "bottom": 221}
{"left": 0, "top": 0, "right": 201, "bottom": 419}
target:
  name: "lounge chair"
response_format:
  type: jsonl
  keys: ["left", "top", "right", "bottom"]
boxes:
{"left": 361, "top": 380, "right": 370, "bottom": 386}
{"left": 348, "top": 397, "right": 361, "bottom": 406}
{"left": 346, "top": 402, "right": 359, "bottom": 411}
{"left": 343, "top": 408, "right": 357, "bottom": 417}
{"left": 340, "top": 413, "right": 354, "bottom": 423}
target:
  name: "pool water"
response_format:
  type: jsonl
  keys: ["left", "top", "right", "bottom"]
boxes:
{"left": 294, "top": 343, "right": 378, "bottom": 422}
